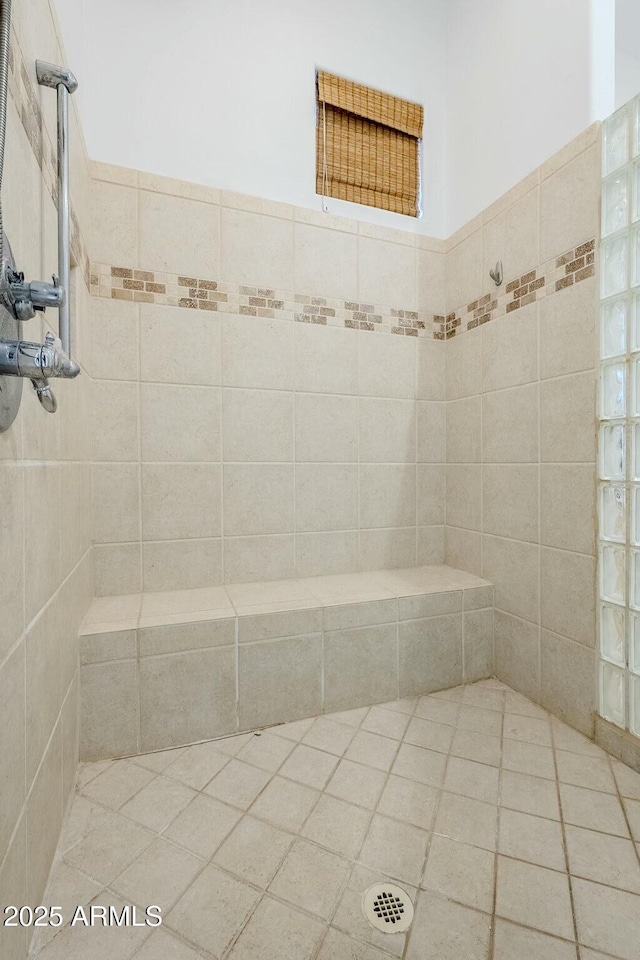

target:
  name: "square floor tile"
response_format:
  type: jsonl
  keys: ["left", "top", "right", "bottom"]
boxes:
{"left": 403, "top": 717, "right": 455, "bottom": 754}
{"left": 361, "top": 706, "right": 410, "bottom": 741}
{"left": 434, "top": 793, "right": 497, "bottom": 851}
{"left": 391, "top": 743, "right": 447, "bottom": 788}
{"left": 213, "top": 816, "right": 293, "bottom": 888}
{"left": 270, "top": 717, "right": 315, "bottom": 741}
{"left": 331, "top": 864, "right": 411, "bottom": 957}
{"left": 317, "top": 927, "right": 393, "bottom": 959}
{"left": 573, "top": 877, "right": 640, "bottom": 960}
{"left": 120, "top": 776, "right": 196, "bottom": 833}
{"left": 556, "top": 751, "right": 616, "bottom": 794}
{"left": 268, "top": 839, "right": 350, "bottom": 920}
{"left": 325, "top": 759, "right": 387, "bottom": 810}
{"left": 203, "top": 759, "right": 272, "bottom": 810}
{"left": 377, "top": 775, "right": 440, "bottom": 829}
{"left": 612, "top": 760, "right": 640, "bottom": 800}
{"left": 163, "top": 742, "right": 230, "bottom": 790}
{"left": 502, "top": 739, "right": 556, "bottom": 780}
{"left": 625, "top": 798, "right": 640, "bottom": 841}
{"left": 133, "top": 929, "right": 205, "bottom": 960}
{"left": 31, "top": 862, "right": 102, "bottom": 952}
{"left": 504, "top": 691, "right": 548, "bottom": 719}
{"left": 462, "top": 684, "right": 504, "bottom": 712}
{"left": 503, "top": 714, "right": 551, "bottom": 746}
{"left": 493, "top": 919, "right": 578, "bottom": 960}
{"left": 80, "top": 761, "right": 155, "bottom": 810}
{"left": 422, "top": 834, "right": 494, "bottom": 912}
{"left": 63, "top": 813, "right": 154, "bottom": 885}
{"left": 327, "top": 706, "right": 370, "bottom": 726}
{"left": 279, "top": 744, "right": 340, "bottom": 789}
{"left": 344, "top": 730, "right": 400, "bottom": 772}
{"left": 406, "top": 891, "right": 491, "bottom": 960}
{"left": 501, "top": 771, "right": 560, "bottom": 820}
{"left": 559, "top": 784, "right": 629, "bottom": 837}
{"left": 301, "top": 795, "right": 371, "bottom": 858}
{"left": 112, "top": 838, "right": 203, "bottom": 911}
{"left": 443, "top": 756, "right": 499, "bottom": 804}
{"left": 167, "top": 864, "right": 260, "bottom": 956}
{"left": 227, "top": 896, "right": 325, "bottom": 960}
{"left": 565, "top": 824, "right": 640, "bottom": 893}
{"left": 457, "top": 704, "right": 503, "bottom": 737}
{"left": 414, "top": 696, "right": 459, "bottom": 726}
{"left": 133, "top": 749, "right": 185, "bottom": 774}
{"left": 163, "top": 794, "right": 241, "bottom": 859}
{"left": 250, "top": 775, "right": 320, "bottom": 832}
{"left": 498, "top": 808, "right": 566, "bottom": 871}
{"left": 236, "top": 732, "right": 295, "bottom": 772}
{"left": 496, "top": 856, "right": 574, "bottom": 940}
{"left": 301, "top": 717, "right": 357, "bottom": 756}
{"left": 451, "top": 728, "right": 501, "bottom": 767}
{"left": 358, "top": 814, "right": 429, "bottom": 885}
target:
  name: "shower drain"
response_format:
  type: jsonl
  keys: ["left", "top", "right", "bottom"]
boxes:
{"left": 361, "top": 882, "right": 414, "bottom": 934}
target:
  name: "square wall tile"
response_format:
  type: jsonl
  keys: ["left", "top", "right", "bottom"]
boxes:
{"left": 483, "top": 534, "right": 539, "bottom": 623}
{"left": 494, "top": 610, "right": 540, "bottom": 702}
{"left": 221, "top": 207, "right": 293, "bottom": 288}
{"left": 483, "top": 384, "right": 539, "bottom": 463}
{"left": 324, "top": 624, "right": 398, "bottom": 711}
{"left": 139, "top": 190, "right": 219, "bottom": 277}
{"left": 417, "top": 465, "right": 445, "bottom": 525}
{"left": 80, "top": 660, "right": 139, "bottom": 761}
{"left": 447, "top": 327, "right": 481, "bottom": 400}
{"left": 399, "top": 614, "right": 463, "bottom": 697}
{"left": 540, "top": 371, "right": 596, "bottom": 463}
{"left": 540, "top": 630, "right": 595, "bottom": 737}
{"left": 446, "top": 464, "right": 481, "bottom": 531}
{"left": 483, "top": 464, "right": 539, "bottom": 543}
{"left": 446, "top": 397, "right": 481, "bottom": 464}
{"left": 140, "top": 305, "right": 222, "bottom": 386}
{"left": 88, "top": 297, "right": 138, "bottom": 382}
{"left": 224, "top": 535, "right": 296, "bottom": 583}
{"left": 142, "top": 539, "right": 222, "bottom": 591}
{"left": 295, "top": 464, "right": 358, "bottom": 533}
{"left": 142, "top": 463, "right": 222, "bottom": 540}
{"left": 90, "top": 180, "right": 137, "bottom": 265}
{"left": 540, "top": 145, "right": 599, "bottom": 261}
{"left": 540, "top": 464, "right": 595, "bottom": 555}
{"left": 294, "top": 222, "right": 358, "bottom": 299}
{"left": 360, "top": 398, "right": 416, "bottom": 463}
{"left": 359, "top": 464, "right": 416, "bottom": 529}
{"left": 540, "top": 277, "right": 596, "bottom": 380}
{"left": 224, "top": 315, "right": 294, "bottom": 391}
{"left": 417, "top": 401, "right": 446, "bottom": 463}
{"left": 140, "top": 646, "right": 236, "bottom": 751}
{"left": 417, "top": 339, "right": 446, "bottom": 401}
{"left": 224, "top": 464, "right": 294, "bottom": 536}
{"left": 140, "top": 383, "right": 221, "bottom": 462}
{"left": 294, "top": 324, "right": 358, "bottom": 395}
{"left": 295, "top": 394, "right": 358, "bottom": 462}
{"left": 91, "top": 380, "right": 139, "bottom": 462}
{"left": 359, "top": 527, "right": 417, "bottom": 570}
{"left": 94, "top": 543, "right": 143, "bottom": 597}
{"left": 238, "top": 635, "right": 322, "bottom": 729}
{"left": 92, "top": 463, "right": 140, "bottom": 543}
{"left": 540, "top": 547, "right": 595, "bottom": 647}
{"left": 222, "top": 388, "right": 293, "bottom": 462}
{"left": 482, "top": 305, "right": 538, "bottom": 392}
{"left": 358, "top": 333, "right": 416, "bottom": 400}
{"left": 483, "top": 187, "right": 539, "bottom": 284}
{"left": 358, "top": 236, "right": 416, "bottom": 310}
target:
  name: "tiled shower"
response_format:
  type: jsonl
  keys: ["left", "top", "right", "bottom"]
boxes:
{"left": 2, "top": 1, "right": 640, "bottom": 958}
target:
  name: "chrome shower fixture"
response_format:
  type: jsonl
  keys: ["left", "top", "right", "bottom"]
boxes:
{"left": 0, "top": 57, "right": 80, "bottom": 430}
{"left": 489, "top": 260, "right": 503, "bottom": 286}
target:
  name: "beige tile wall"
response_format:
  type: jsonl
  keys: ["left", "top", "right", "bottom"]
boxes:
{"left": 87, "top": 168, "right": 447, "bottom": 593}
{"left": 0, "top": 6, "right": 93, "bottom": 960}
{"left": 444, "top": 125, "right": 600, "bottom": 737}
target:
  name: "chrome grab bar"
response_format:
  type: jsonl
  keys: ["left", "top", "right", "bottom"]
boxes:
{"left": 36, "top": 59, "right": 78, "bottom": 356}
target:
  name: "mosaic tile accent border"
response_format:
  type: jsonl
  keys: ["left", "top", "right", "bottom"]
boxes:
{"left": 446, "top": 238, "right": 596, "bottom": 339}
{"left": 90, "top": 262, "right": 440, "bottom": 339}
{"left": 7, "top": 27, "right": 90, "bottom": 285}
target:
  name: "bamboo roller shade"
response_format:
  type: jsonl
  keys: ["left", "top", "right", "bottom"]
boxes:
{"left": 316, "top": 70, "right": 424, "bottom": 217}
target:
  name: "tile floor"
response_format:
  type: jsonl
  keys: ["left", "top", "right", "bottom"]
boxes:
{"left": 29, "top": 679, "right": 640, "bottom": 960}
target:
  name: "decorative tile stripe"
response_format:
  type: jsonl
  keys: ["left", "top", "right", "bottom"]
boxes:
{"left": 90, "top": 262, "right": 440, "bottom": 339}
{"left": 445, "top": 238, "right": 596, "bottom": 339}
{"left": 7, "top": 27, "right": 90, "bottom": 286}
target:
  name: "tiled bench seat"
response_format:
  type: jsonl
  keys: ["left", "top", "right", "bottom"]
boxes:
{"left": 79, "top": 566, "right": 494, "bottom": 761}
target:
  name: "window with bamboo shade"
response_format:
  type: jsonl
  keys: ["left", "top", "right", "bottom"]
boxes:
{"left": 315, "top": 71, "right": 424, "bottom": 218}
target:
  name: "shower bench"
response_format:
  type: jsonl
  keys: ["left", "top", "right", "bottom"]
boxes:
{"left": 79, "top": 565, "right": 494, "bottom": 761}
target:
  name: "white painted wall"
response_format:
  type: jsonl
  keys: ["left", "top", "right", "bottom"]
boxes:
{"left": 446, "top": 0, "right": 614, "bottom": 234}
{"left": 53, "top": 0, "right": 617, "bottom": 237}
{"left": 52, "top": 0, "right": 448, "bottom": 236}
{"left": 616, "top": 0, "right": 640, "bottom": 108}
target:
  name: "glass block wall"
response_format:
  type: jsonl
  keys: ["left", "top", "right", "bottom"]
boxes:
{"left": 599, "top": 95, "right": 640, "bottom": 736}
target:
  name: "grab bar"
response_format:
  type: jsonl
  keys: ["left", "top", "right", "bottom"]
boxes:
{"left": 36, "top": 60, "right": 78, "bottom": 356}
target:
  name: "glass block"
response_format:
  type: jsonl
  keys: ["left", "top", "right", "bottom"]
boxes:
{"left": 601, "top": 544, "right": 626, "bottom": 605}
{"left": 630, "top": 611, "right": 640, "bottom": 673}
{"left": 633, "top": 357, "right": 640, "bottom": 417}
{"left": 632, "top": 485, "right": 640, "bottom": 545}
{"left": 633, "top": 162, "right": 640, "bottom": 223}
{"left": 634, "top": 95, "right": 640, "bottom": 158}
{"left": 600, "top": 361, "right": 626, "bottom": 419}
{"left": 631, "top": 291, "right": 640, "bottom": 352}
{"left": 631, "top": 548, "right": 640, "bottom": 609}
{"left": 601, "top": 234, "right": 628, "bottom": 297}
{"left": 603, "top": 105, "right": 630, "bottom": 175}
{"left": 633, "top": 226, "right": 640, "bottom": 289}
{"left": 601, "top": 296, "right": 627, "bottom": 358}
{"left": 630, "top": 674, "right": 640, "bottom": 736}
{"left": 603, "top": 171, "right": 629, "bottom": 236}
{"left": 601, "top": 603, "right": 626, "bottom": 666}
{"left": 600, "top": 484, "right": 626, "bottom": 542}
{"left": 600, "top": 661, "right": 626, "bottom": 727}
{"left": 634, "top": 422, "right": 640, "bottom": 479}
{"left": 599, "top": 422, "right": 625, "bottom": 480}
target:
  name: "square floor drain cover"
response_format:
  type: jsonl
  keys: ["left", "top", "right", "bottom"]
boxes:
{"left": 361, "top": 882, "right": 414, "bottom": 934}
